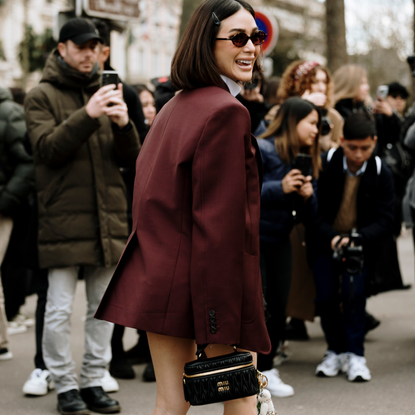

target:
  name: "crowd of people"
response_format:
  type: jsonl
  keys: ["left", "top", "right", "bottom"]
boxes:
{"left": 0, "top": 0, "right": 414, "bottom": 414}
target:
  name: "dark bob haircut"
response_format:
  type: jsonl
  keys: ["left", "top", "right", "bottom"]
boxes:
{"left": 343, "top": 112, "right": 376, "bottom": 140}
{"left": 171, "top": 0, "right": 262, "bottom": 90}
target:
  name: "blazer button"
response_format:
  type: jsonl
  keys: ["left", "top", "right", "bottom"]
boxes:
{"left": 209, "top": 310, "right": 215, "bottom": 317}
{"left": 210, "top": 328, "right": 217, "bottom": 334}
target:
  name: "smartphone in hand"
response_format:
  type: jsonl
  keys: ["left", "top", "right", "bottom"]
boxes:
{"left": 293, "top": 153, "right": 312, "bottom": 177}
{"left": 101, "top": 70, "right": 119, "bottom": 89}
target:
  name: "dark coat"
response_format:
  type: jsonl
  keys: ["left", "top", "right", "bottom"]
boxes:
{"left": 24, "top": 50, "right": 140, "bottom": 269}
{"left": 96, "top": 85, "right": 271, "bottom": 354}
{"left": 307, "top": 147, "right": 395, "bottom": 270}
{"left": 335, "top": 98, "right": 370, "bottom": 120}
{"left": 258, "top": 137, "right": 318, "bottom": 244}
{"left": 0, "top": 88, "right": 35, "bottom": 216}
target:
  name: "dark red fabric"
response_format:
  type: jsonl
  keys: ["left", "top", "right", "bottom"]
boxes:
{"left": 95, "top": 86, "right": 271, "bottom": 354}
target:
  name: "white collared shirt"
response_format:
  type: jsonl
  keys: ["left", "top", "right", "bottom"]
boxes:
{"left": 220, "top": 75, "right": 241, "bottom": 97}
{"left": 343, "top": 156, "right": 367, "bottom": 177}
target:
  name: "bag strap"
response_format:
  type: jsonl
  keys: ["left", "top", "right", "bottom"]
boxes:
{"left": 195, "top": 344, "right": 237, "bottom": 358}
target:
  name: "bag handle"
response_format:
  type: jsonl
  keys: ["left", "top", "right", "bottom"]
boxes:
{"left": 196, "top": 344, "right": 237, "bottom": 358}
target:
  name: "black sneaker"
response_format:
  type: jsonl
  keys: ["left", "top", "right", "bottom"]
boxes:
{"left": 365, "top": 312, "right": 381, "bottom": 334}
{"left": 285, "top": 318, "right": 310, "bottom": 341}
{"left": 57, "top": 389, "right": 89, "bottom": 415}
{"left": 80, "top": 386, "right": 121, "bottom": 414}
{"left": 142, "top": 361, "right": 156, "bottom": 382}
{"left": 109, "top": 354, "right": 135, "bottom": 379}
{"left": 0, "top": 348, "right": 13, "bottom": 361}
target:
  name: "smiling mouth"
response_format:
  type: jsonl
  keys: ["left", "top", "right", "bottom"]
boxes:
{"left": 236, "top": 60, "right": 253, "bottom": 68}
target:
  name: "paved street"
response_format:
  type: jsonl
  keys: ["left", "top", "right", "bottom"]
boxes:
{"left": 1, "top": 232, "right": 414, "bottom": 415}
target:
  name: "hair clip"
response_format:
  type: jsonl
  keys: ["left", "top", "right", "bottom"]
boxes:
{"left": 212, "top": 12, "right": 220, "bottom": 26}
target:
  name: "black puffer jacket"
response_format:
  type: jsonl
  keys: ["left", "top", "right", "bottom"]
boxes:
{"left": 0, "top": 88, "right": 34, "bottom": 216}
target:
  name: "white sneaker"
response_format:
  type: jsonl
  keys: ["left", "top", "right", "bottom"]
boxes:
{"left": 346, "top": 353, "right": 371, "bottom": 382}
{"left": 0, "top": 348, "right": 13, "bottom": 361}
{"left": 262, "top": 369, "right": 294, "bottom": 397}
{"left": 315, "top": 351, "right": 342, "bottom": 377}
{"left": 22, "top": 369, "right": 54, "bottom": 395}
{"left": 7, "top": 321, "right": 27, "bottom": 335}
{"left": 102, "top": 370, "right": 119, "bottom": 393}
{"left": 13, "top": 313, "right": 35, "bottom": 328}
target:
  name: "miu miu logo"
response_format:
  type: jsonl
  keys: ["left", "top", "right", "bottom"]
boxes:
{"left": 217, "top": 380, "right": 230, "bottom": 392}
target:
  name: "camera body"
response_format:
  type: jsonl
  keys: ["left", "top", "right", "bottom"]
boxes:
{"left": 332, "top": 229, "right": 364, "bottom": 275}
{"left": 321, "top": 116, "right": 332, "bottom": 136}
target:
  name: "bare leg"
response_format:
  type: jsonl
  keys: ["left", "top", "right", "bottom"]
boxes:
{"left": 204, "top": 344, "right": 258, "bottom": 415}
{"left": 147, "top": 332, "right": 194, "bottom": 415}
{"left": 147, "top": 334, "right": 258, "bottom": 415}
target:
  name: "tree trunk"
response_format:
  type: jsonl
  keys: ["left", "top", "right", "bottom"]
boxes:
{"left": 326, "top": 0, "right": 347, "bottom": 73}
{"left": 178, "top": 0, "right": 202, "bottom": 43}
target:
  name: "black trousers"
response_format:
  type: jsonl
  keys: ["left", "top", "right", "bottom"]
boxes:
{"left": 257, "top": 238, "right": 292, "bottom": 371}
{"left": 34, "top": 269, "right": 48, "bottom": 370}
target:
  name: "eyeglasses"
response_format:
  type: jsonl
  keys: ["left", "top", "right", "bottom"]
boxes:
{"left": 216, "top": 31, "right": 267, "bottom": 47}
{"left": 390, "top": 93, "right": 406, "bottom": 99}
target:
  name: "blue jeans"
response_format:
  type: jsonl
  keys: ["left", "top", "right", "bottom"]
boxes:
{"left": 312, "top": 253, "right": 367, "bottom": 356}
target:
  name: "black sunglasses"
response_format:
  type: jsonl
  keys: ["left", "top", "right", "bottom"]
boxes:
{"left": 216, "top": 31, "right": 267, "bottom": 47}
{"left": 390, "top": 93, "right": 406, "bottom": 99}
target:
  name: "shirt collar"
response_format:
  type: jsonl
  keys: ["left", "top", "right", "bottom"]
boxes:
{"left": 220, "top": 75, "right": 241, "bottom": 97}
{"left": 343, "top": 156, "right": 367, "bottom": 177}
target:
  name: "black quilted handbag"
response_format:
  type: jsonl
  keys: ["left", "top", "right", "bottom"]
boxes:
{"left": 182, "top": 344, "right": 260, "bottom": 406}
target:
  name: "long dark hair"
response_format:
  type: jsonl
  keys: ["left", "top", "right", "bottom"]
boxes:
{"left": 171, "top": 0, "right": 262, "bottom": 90}
{"left": 260, "top": 97, "right": 321, "bottom": 178}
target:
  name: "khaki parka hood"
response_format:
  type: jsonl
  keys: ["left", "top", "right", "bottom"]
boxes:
{"left": 41, "top": 49, "right": 101, "bottom": 91}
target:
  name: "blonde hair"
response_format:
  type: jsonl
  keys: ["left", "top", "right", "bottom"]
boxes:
{"left": 333, "top": 65, "right": 367, "bottom": 104}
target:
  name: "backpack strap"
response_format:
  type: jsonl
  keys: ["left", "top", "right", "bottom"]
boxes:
{"left": 327, "top": 147, "right": 336, "bottom": 163}
{"left": 375, "top": 156, "right": 382, "bottom": 175}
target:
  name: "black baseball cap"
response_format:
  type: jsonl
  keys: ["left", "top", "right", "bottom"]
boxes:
{"left": 59, "top": 18, "right": 103, "bottom": 45}
{"left": 387, "top": 82, "right": 409, "bottom": 99}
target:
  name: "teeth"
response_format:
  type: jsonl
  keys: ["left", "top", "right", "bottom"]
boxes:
{"left": 237, "top": 60, "right": 252, "bottom": 64}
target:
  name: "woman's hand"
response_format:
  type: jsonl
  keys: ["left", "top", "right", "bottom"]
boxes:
{"left": 372, "top": 97, "right": 393, "bottom": 117}
{"left": 298, "top": 176, "right": 313, "bottom": 201}
{"left": 302, "top": 90, "right": 327, "bottom": 107}
{"left": 282, "top": 169, "right": 305, "bottom": 194}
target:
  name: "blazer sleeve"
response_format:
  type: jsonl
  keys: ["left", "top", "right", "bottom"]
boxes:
{"left": 190, "top": 101, "right": 250, "bottom": 346}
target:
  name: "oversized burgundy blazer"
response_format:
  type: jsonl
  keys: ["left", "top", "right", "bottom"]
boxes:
{"left": 95, "top": 84, "right": 271, "bottom": 354}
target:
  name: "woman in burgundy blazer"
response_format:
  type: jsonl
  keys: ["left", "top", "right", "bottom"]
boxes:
{"left": 96, "top": 0, "right": 271, "bottom": 413}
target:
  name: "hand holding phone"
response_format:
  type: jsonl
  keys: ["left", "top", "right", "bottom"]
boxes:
{"left": 376, "top": 85, "right": 388, "bottom": 101}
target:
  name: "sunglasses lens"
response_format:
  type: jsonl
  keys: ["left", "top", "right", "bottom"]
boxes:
{"left": 252, "top": 31, "right": 267, "bottom": 45}
{"left": 232, "top": 33, "right": 249, "bottom": 47}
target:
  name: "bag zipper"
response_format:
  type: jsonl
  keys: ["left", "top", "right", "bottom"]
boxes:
{"left": 183, "top": 362, "right": 254, "bottom": 381}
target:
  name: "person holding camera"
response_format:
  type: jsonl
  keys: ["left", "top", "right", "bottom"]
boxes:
{"left": 308, "top": 112, "right": 395, "bottom": 382}
{"left": 24, "top": 18, "right": 140, "bottom": 414}
{"left": 256, "top": 97, "right": 320, "bottom": 396}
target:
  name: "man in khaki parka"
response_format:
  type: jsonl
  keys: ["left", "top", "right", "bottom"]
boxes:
{"left": 24, "top": 18, "right": 140, "bottom": 415}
